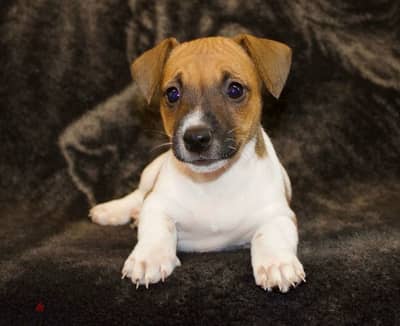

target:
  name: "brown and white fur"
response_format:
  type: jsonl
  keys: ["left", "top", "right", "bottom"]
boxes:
{"left": 90, "top": 35, "right": 305, "bottom": 292}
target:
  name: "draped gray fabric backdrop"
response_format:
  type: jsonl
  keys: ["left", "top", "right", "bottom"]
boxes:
{"left": 1, "top": 1, "right": 399, "bottom": 324}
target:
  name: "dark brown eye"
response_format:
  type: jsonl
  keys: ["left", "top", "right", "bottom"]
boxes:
{"left": 165, "top": 87, "right": 180, "bottom": 103}
{"left": 227, "top": 82, "right": 244, "bottom": 99}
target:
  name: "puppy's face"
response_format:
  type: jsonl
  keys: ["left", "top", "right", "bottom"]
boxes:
{"left": 132, "top": 35, "right": 292, "bottom": 173}
{"left": 160, "top": 38, "right": 262, "bottom": 172}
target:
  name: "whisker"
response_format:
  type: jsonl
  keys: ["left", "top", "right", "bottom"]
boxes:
{"left": 143, "top": 129, "right": 169, "bottom": 137}
{"left": 150, "top": 142, "right": 172, "bottom": 152}
{"left": 227, "top": 126, "right": 241, "bottom": 135}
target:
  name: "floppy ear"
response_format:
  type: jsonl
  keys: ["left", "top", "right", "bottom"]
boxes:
{"left": 131, "top": 38, "right": 179, "bottom": 104}
{"left": 233, "top": 34, "right": 292, "bottom": 99}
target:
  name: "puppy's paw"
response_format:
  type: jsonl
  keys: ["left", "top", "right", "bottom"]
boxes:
{"left": 89, "top": 201, "right": 132, "bottom": 226}
{"left": 89, "top": 200, "right": 131, "bottom": 225}
{"left": 253, "top": 252, "right": 305, "bottom": 293}
{"left": 89, "top": 192, "right": 143, "bottom": 226}
{"left": 121, "top": 243, "right": 180, "bottom": 288}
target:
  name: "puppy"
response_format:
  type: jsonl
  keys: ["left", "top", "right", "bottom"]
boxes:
{"left": 90, "top": 34, "right": 305, "bottom": 292}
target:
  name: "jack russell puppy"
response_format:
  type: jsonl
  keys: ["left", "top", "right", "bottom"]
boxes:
{"left": 90, "top": 34, "right": 305, "bottom": 293}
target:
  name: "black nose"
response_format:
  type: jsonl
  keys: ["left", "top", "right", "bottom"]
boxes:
{"left": 183, "top": 126, "right": 212, "bottom": 153}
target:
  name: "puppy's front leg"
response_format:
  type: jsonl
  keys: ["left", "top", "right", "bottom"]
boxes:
{"left": 90, "top": 152, "right": 167, "bottom": 225}
{"left": 122, "top": 194, "right": 180, "bottom": 287}
{"left": 251, "top": 215, "right": 305, "bottom": 293}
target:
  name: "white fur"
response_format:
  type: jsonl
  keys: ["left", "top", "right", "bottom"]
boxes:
{"left": 91, "top": 128, "right": 305, "bottom": 292}
{"left": 186, "top": 159, "right": 229, "bottom": 173}
{"left": 181, "top": 109, "right": 204, "bottom": 132}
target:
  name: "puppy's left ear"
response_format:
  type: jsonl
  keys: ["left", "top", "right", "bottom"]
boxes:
{"left": 131, "top": 38, "right": 179, "bottom": 104}
{"left": 233, "top": 34, "right": 292, "bottom": 99}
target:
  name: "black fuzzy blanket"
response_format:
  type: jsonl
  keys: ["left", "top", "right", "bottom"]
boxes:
{"left": 1, "top": 1, "right": 399, "bottom": 325}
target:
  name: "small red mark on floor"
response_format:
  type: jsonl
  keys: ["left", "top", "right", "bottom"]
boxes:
{"left": 35, "top": 302, "right": 45, "bottom": 313}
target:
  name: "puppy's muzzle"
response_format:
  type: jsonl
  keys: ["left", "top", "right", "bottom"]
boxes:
{"left": 183, "top": 125, "right": 212, "bottom": 154}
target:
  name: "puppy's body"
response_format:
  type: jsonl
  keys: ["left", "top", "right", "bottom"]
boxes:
{"left": 90, "top": 35, "right": 305, "bottom": 292}
{"left": 154, "top": 129, "right": 292, "bottom": 252}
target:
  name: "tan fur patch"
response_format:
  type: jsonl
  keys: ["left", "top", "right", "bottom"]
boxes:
{"left": 290, "top": 215, "right": 298, "bottom": 228}
{"left": 255, "top": 127, "right": 267, "bottom": 158}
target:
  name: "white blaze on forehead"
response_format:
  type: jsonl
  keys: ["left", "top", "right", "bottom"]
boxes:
{"left": 175, "top": 108, "right": 207, "bottom": 161}
{"left": 181, "top": 109, "right": 205, "bottom": 133}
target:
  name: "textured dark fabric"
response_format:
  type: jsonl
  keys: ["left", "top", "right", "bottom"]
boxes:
{"left": 1, "top": 1, "right": 399, "bottom": 325}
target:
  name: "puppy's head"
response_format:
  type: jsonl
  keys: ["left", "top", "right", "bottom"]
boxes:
{"left": 131, "top": 35, "right": 291, "bottom": 173}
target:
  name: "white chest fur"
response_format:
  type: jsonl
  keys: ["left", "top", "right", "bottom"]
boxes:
{"left": 152, "top": 130, "right": 293, "bottom": 252}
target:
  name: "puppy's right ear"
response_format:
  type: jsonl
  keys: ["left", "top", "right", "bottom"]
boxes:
{"left": 131, "top": 38, "right": 179, "bottom": 104}
{"left": 233, "top": 34, "right": 292, "bottom": 99}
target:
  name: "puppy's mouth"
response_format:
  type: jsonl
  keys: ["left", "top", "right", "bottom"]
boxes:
{"left": 184, "top": 157, "right": 231, "bottom": 174}
{"left": 172, "top": 146, "right": 238, "bottom": 165}
{"left": 188, "top": 158, "right": 221, "bottom": 166}
{"left": 172, "top": 147, "right": 238, "bottom": 174}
